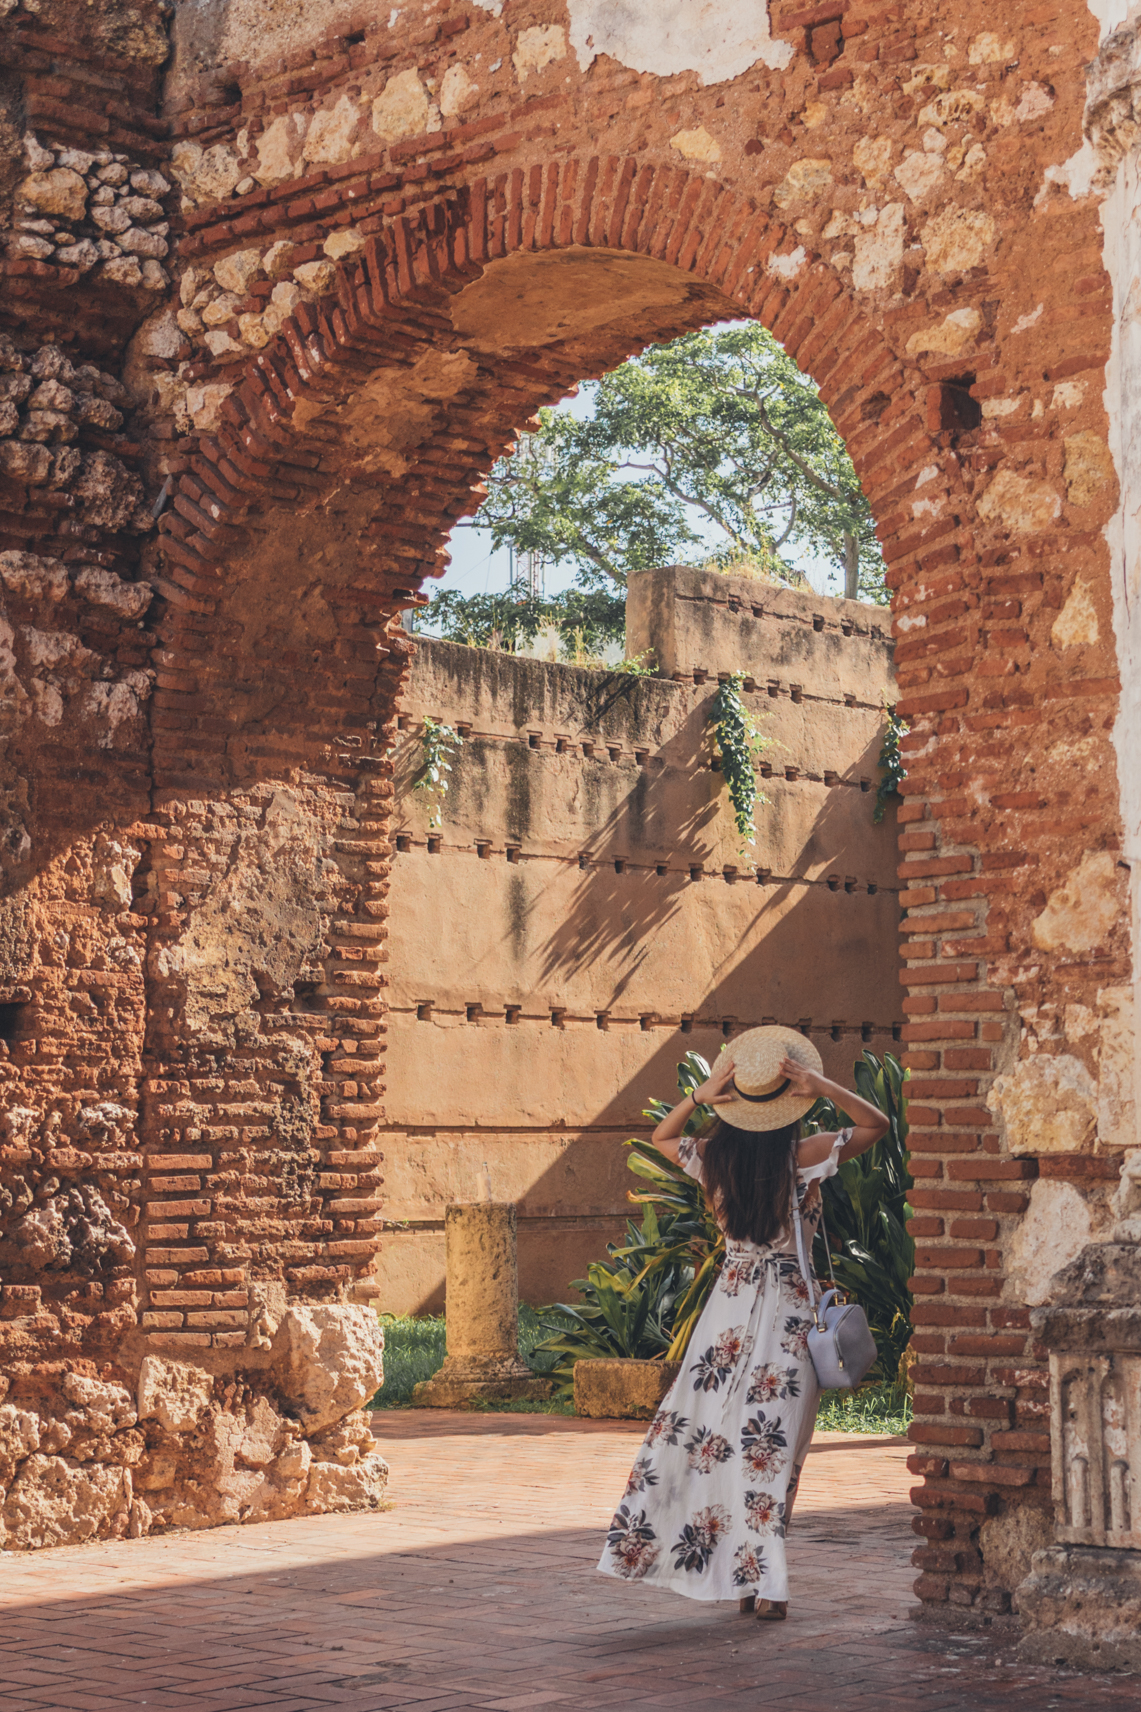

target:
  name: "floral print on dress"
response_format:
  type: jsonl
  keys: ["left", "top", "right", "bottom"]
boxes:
{"left": 721, "top": 1253, "right": 763, "bottom": 1297}
{"left": 741, "top": 1410, "right": 789, "bottom": 1481}
{"left": 780, "top": 1314, "right": 811, "bottom": 1359}
{"left": 671, "top": 1504, "right": 731, "bottom": 1573}
{"left": 684, "top": 1425, "right": 735, "bottom": 1473}
{"left": 599, "top": 1131, "right": 849, "bottom": 1606}
{"left": 747, "top": 1362, "right": 802, "bottom": 1405}
{"left": 690, "top": 1324, "right": 747, "bottom": 1392}
{"left": 744, "top": 1490, "right": 787, "bottom": 1537}
{"left": 732, "top": 1542, "right": 768, "bottom": 1587}
{"left": 646, "top": 1409, "right": 688, "bottom": 1447}
{"left": 605, "top": 1504, "right": 660, "bottom": 1579}
{"left": 779, "top": 1262, "right": 813, "bottom": 1308}
{"left": 624, "top": 1456, "right": 658, "bottom": 1494}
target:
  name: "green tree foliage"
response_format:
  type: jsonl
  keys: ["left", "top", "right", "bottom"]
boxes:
{"left": 430, "top": 324, "right": 886, "bottom": 650}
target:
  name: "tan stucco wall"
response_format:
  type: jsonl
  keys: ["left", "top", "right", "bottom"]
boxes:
{"left": 375, "top": 565, "right": 902, "bottom": 1310}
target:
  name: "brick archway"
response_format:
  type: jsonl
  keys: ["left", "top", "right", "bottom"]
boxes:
{"left": 149, "top": 158, "right": 1025, "bottom": 1608}
{"left": 0, "top": 0, "right": 1129, "bottom": 1631}
{"left": 154, "top": 162, "right": 958, "bottom": 736}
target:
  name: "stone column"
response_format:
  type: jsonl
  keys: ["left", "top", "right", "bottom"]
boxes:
{"left": 413, "top": 1203, "right": 553, "bottom": 1407}
{"left": 1017, "top": 1154, "right": 1141, "bottom": 1670}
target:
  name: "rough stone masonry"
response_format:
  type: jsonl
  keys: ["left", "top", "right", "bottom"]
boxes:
{"left": 0, "top": 0, "right": 1139, "bottom": 1660}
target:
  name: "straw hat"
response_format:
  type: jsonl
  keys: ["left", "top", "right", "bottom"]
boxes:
{"left": 717, "top": 1024, "right": 823, "bottom": 1132}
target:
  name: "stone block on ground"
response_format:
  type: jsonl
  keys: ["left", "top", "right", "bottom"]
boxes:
{"left": 0, "top": 1455, "right": 132, "bottom": 1550}
{"left": 274, "top": 1304, "right": 386, "bottom": 1434}
{"left": 305, "top": 1451, "right": 390, "bottom": 1513}
{"left": 573, "top": 1358, "right": 681, "bottom": 1419}
{"left": 1017, "top": 1544, "right": 1141, "bottom": 1673}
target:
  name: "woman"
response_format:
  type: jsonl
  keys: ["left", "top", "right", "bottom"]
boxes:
{"left": 597, "top": 1024, "right": 888, "bottom": 1621}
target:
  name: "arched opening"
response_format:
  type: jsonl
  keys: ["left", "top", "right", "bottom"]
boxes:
{"left": 372, "top": 301, "right": 904, "bottom": 1318}
{"left": 150, "top": 190, "right": 946, "bottom": 1272}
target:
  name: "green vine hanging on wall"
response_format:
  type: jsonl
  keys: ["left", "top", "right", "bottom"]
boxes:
{"left": 710, "top": 674, "right": 770, "bottom": 849}
{"left": 413, "top": 716, "right": 463, "bottom": 829}
{"left": 874, "top": 705, "right": 909, "bottom": 824}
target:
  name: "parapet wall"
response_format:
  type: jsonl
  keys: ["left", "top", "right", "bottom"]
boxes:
{"left": 377, "top": 565, "right": 903, "bottom": 1310}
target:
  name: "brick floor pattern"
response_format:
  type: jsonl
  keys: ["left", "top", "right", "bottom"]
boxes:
{"left": 0, "top": 1413, "right": 1135, "bottom": 1712}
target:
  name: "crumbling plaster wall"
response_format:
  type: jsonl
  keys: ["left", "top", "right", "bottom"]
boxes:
{"left": 0, "top": 0, "right": 1134, "bottom": 1611}
{"left": 380, "top": 567, "right": 902, "bottom": 1311}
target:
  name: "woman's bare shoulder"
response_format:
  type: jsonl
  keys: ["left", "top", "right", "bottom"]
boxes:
{"left": 796, "top": 1131, "right": 841, "bottom": 1169}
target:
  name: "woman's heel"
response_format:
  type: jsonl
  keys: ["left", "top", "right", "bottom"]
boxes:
{"left": 738, "top": 1595, "right": 756, "bottom": 1614}
{"left": 755, "top": 1599, "right": 788, "bottom": 1622}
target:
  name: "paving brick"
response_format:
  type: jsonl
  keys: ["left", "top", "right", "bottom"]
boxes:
{"left": 0, "top": 1412, "right": 1134, "bottom": 1712}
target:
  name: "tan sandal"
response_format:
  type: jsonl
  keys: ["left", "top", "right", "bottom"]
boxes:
{"left": 755, "top": 1599, "right": 788, "bottom": 1622}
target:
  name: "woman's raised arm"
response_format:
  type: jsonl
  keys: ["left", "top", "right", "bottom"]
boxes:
{"left": 777, "top": 1055, "right": 889, "bottom": 1166}
{"left": 649, "top": 1052, "right": 737, "bottom": 1164}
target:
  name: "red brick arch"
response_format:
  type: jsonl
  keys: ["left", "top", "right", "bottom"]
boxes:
{"left": 3, "top": 0, "right": 1129, "bottom": 1624}
{"left": 145, "top": 155, "right": 1003, "bottom": 1607}
{"left": 153, "top": 157, "right": 966, "bottom": 766}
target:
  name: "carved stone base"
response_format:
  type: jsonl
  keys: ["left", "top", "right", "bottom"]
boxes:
{"left": 412, "top": 1355, "right": 554, "bottom": 1409}
{"left": 1017, "top": 1544, "right": 1141, "bottom": 1672}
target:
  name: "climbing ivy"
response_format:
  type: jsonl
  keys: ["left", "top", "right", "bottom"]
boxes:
{"left": 710, "top": 674, "right": 770, "bottom": 849}
{"left": 874, "top": 706, "right": 909, "bottom": 824}
{"left": 413, "top": 716, "right": 463, "bottom": 830}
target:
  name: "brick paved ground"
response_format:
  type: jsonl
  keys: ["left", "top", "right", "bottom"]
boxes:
{"left": 0, "top": 1411, "right": 1135, "bottom": 1712}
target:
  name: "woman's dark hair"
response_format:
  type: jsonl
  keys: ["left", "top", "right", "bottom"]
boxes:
{"left": 699, "top": 1116, "right": 801, "bottom": 1246}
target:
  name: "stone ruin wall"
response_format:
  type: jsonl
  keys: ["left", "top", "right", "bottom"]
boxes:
{"left": 379, "top": 566, "right": 902, "bottom": 1312}
{"left": 0, "top": 0, "right": 1136, "bottom": 1630}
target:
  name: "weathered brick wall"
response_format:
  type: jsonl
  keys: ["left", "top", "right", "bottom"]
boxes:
{"left": 380, "top": 567, "right": 901, "bottom": 1311}
{"left": 0, "top": 0, "right": 1135, "bottom": 1613}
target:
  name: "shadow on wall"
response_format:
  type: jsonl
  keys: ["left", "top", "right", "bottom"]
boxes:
{"left": 533, "top": 802, "right": 713, "bottom": 1001}
{"left": 382, "top": 803, "right": 903, "bottom": 1313}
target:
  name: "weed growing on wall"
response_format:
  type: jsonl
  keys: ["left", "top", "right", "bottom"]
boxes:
{"left": 874, "top": 706, "right": 909, "bottom": 824}
{"left": 711, "top": 673, "right": 770, "bottom": 849}
{"left": 413, "top": 716, "right": 463, "bottom": 829}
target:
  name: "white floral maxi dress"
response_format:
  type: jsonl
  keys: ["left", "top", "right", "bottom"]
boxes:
{"left": 597, "top": 1130, "right": 851, "bottom": 1604}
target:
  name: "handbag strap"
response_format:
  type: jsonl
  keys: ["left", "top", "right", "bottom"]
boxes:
{"left": 790, "top": 1151, "right": 840, "bottom": 1328}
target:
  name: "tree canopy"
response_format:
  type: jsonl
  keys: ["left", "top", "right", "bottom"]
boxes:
{"left": 428, "top": 323, "right": 886, "bottom": 652}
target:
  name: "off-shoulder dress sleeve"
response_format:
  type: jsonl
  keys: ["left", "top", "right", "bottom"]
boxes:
{"left": 796, "top": 1128, "right": 852, "bottom": 1184}
{"left": 676, "top": 1132, "right": 705, "bottom": 1184}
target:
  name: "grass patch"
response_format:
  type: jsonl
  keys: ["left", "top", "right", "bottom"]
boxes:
{"left": 370, "top": 1307, "right": 573, "bottom": 1410}
{"left": 816, "top": 1381, "right": 912, "bottom": 1436}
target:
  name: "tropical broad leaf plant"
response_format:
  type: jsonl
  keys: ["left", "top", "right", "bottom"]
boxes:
{"left": 802, "top": 1051, "right": 914, "bottom": 1378}
{"left": 537, "top": 1048, "right": 912, "bottom": 1395}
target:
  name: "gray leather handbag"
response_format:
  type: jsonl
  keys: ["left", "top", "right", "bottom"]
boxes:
{"left": 791, "top": 1164, "right": 879, "bottom": 1391}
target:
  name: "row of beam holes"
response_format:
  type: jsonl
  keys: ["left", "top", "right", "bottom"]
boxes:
{"left": 692, "top": 669, "right": 859, "bottom": 712}
{"left": 397, "top": 712, "right": 652, "bottom": 765}
{"left": 395, "top": 839, "right": 878, "bottom": 893}
{"left": 414, "top": 1003, "right": 898, "bottom": 1042}
{"left": 403, "top": 707, "right": 864, "bottom": 758}
{"left": 716, "top": 602, "right": 860, "bottom": 639}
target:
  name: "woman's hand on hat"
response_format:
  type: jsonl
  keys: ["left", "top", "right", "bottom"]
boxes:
{"left": 779, "top": 1054, "right": 826, "bottom": 1098}
{"left": 693, "top": 1055, "right": 737, "bottom": 1107}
